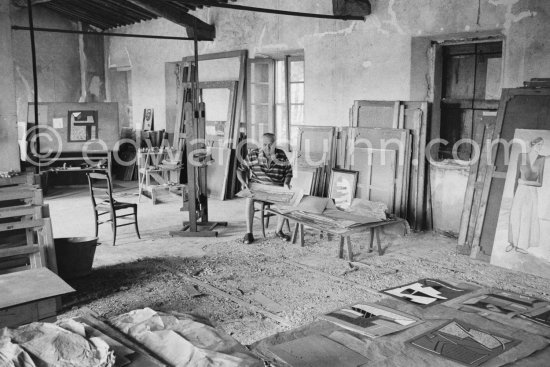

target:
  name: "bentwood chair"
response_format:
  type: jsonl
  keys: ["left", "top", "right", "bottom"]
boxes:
{"left": 87, "top": 172, "right": 140, "bottom": 246}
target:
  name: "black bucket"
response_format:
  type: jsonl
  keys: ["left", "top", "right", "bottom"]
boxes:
{"left": 54, "top": 237, "right": 99, "bottom": 280}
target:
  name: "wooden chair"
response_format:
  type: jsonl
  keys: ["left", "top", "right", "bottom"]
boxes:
{"left": 253, "top": 200, "right": 290, "bottom": 238}
{"left": 87, "top": 172, "right": 140, "bottom": 246}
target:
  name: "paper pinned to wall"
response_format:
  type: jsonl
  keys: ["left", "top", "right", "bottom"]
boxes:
{"left": 52, "top": 118, "right": 64, "bottom": 129}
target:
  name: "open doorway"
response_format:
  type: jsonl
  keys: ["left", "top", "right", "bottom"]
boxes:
{"left": 433, "top": 40, "right": 503, "bottom": 160}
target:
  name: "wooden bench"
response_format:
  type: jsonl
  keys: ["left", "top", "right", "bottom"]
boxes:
{"left": 268, "top": 209, "right": 406, "bottom": 261}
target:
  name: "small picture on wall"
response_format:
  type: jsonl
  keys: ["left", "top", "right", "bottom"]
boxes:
{"left": 142, "top": 108, "right": 154, "bottom": 131}
{"left": 68, "top": 110, "right": 98, "bottom": 142}
{"left": 328, "top": 169, "right": 358, "bottom": 209}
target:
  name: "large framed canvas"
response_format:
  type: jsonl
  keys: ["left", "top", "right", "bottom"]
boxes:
{"left": 328, "top": 169, "right": 358, "bottom": 209}
{"left": 490, "top": 129, "right": 550, "bottom": 278}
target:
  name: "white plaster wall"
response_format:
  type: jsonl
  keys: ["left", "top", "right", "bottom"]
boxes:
{"left": 107, "top": 0, "right": 550, "bottom": 130}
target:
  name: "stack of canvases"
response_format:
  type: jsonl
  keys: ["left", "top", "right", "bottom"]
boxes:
{"left": 292, "top": 126, "right": 338, "bottom": 197}
{"left": 458, "top": 80, "right": 550, "bottom": 279}
{"left": 335, "top": 100, "right": 429, "bottom": 229}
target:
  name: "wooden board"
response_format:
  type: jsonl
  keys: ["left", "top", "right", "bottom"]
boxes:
{"left": 479, "top": 88, "right": 550, "bottom": 256}
{"left": 401, "top": 101, "right": 429, "bottom": 230}
{"left": 292, "top": 170, "right": 314, "bottom": 196}
{"left": 351, "top": 148, "right": 397, "bottom": 213}
{"left": 351, "top": 100, "right": 400, "bottom": 128}
{"left": 0, "top": 268, "right": 74, "bottom": 309}
{"left": 0, "top": 298, "right": 57, "bottom": 328}
{"left": 347, "top": 128, "right": 408, "bottom": 216}
{"left": 457, "top": 121, "right": 487, "bottom": 249}
{"left": 336, "top": 127, "right": 349, "bottom": 169}
{"left": 28, "top": 102, "right": 119, "bottom": 153}
{"left": 296, "top": 126, "right": 336, "bottom": 170}
{"left": 206, "top": 147, "right": 232, "bottom": 200}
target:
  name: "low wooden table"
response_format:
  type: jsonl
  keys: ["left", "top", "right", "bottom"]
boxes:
{"left": 268, "top": 209, "right": 406, "bottom": 261}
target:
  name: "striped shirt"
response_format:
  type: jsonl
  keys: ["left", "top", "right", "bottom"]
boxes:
{"left": 243, "top": 148, "right": 292, "bottom": 186}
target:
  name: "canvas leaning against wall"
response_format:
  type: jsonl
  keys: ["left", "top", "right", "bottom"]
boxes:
{"left": 490, "top": 129, "right": 550, "bottom": 279}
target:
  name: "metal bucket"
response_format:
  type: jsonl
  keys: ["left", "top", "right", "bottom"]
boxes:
{"left": 54, "top": 237, "right": 99, "bottom": 280}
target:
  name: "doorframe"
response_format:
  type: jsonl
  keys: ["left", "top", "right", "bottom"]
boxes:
{"left": 429, "top": 35, "right": 505, "bottom": 160}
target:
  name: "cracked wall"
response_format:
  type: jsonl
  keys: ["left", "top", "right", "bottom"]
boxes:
{"left": 107, "top": 0, "right": 550, "bottom": 130}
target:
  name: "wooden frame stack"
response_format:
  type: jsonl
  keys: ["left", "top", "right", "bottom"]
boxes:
{"left": 0, "top": 173, "right": 74, "bottom": 327}
{"left": 458, "top": 87, "right": 550, "bottom": 259}
{"left": 295, "top": 126, "right": 337, "bottom": 197}
{"left": 342, "top": 100, "right": 429, "bottom": 226}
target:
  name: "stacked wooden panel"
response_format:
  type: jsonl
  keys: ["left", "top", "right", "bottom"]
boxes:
{"left": 0, "top": 173, "right": 74, "bottom": 327}
{"left": 343, "top": 100, "right": 429, "bottom": 227}
{"left": 458, "top": 87, "right": 550, "bottom": 259}
{"left": 295, "top": 126, "right": 337, "bottom": 197}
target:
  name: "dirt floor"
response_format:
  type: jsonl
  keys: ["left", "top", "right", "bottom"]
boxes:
{"left": 48, "top": 184, "right": 550, "bottom": 346}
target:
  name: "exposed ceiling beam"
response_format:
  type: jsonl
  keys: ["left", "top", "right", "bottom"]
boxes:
{"left": 12, "top": 0, "right": 50, "bottom": 7}
{"left": 181, "top": 1, "right": 366, "bottom": 20}
{"left": 125, "top": 0, "right": 215, "bottom": 40}
{"left": 12, "top": 25, "right": 199, "bottom": 41}
{"left": 333, "top": 0, "right": 371, "bottom": 17}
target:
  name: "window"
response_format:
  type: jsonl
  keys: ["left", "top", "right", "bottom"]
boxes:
{"left": 247, "top": 55, "right": 305, "bottom": 146}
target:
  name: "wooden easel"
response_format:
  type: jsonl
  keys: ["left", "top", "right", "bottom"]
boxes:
{"left": 170, "top": 29, "right": 227, "bottom": 237}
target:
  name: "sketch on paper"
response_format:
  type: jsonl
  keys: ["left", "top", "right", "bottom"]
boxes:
{"left": 490, "top": 129, "right": 550, "bottom": 279}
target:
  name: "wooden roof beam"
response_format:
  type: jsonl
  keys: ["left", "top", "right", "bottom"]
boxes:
{"left": 181, "top": 0, "right": 366, "bottom": 20}
{"left": 126, "top": 0, "right": 215, "bottom": 40}
{"left": 12, "top": 0, "right": 51, "bottom": 6}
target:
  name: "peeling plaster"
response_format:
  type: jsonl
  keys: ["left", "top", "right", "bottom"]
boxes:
{"left": 310, "top": 20, "right": 359, "bottom": 38}
{"left": 383, "top": 0, "right": 406, "bottom": 35}
{"left": 252, "top": 25, "right": 289, "bottom": 57}
{"left": 15, "top": 65, "right": 32, "bottom": 101}
{"left": 489, "top": 0, "right": 537, "bottom": 30}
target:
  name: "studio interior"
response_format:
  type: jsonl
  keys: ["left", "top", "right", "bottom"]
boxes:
{"left": 1, "top": 1, "right": 550, "bottom": 366}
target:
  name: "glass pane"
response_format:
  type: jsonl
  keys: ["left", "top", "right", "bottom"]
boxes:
{"left": 251, "top": 105, "right": 269, "bottom": 126}
{"left": 290, "top": 60, "right": 304, "bottom": 82}
{"left": 252, "top": 62, "right": 269, "bottom": 83}
{"left": 275, "top": 104, "right": 288, "bottom": 143}
{"left": 290, "top": 105, "right": 304, "bottom": 125}
{"left": 485, "top": 57, "right": 502, "bottom": 100}
{"left": 290, "top": 83, "right": 304, "bottom": 104}
{"left": 275, "top": 60, "right": 286, "bottom": 104}
{"left": 251, "top": 84, "right": 270, "bottom": 104}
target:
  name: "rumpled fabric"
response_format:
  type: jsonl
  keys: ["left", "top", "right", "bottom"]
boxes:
{"left": 346, "top": 198, "right": 388, "bottom": 220}
{"left": 111, "top": 308, "right": 262, "bottom": 367}
{"left": 0, "top": 322, "right": 114, "bottom": 367}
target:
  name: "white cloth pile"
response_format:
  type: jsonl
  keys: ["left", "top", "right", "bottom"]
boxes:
{"left": 111, "top": 308, "right": 262, "bottom": 367}
{"left": 0, "top": 321, "right": 114, "bottom": 367}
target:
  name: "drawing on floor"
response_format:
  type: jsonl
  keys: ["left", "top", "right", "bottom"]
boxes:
{"left": 459, "top": 290, "right": 545, "bottom": 316}
{"left": 320, "top": 303, "right": 421, "bottom": 338}
{"left": 381, "top": 279, "right": 471, "bottom": 306}
{"left": 490, "top": 129, "right": 550, "bottom": 279}
{"left": 521, "top": 304, "right": 550, "bottom": 327}
{"left": 408, "top": 319, "right": 520, "bottom": 366}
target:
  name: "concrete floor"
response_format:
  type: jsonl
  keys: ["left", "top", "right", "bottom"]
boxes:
{"left": 46, "top": 181, "right": 249, "bottom": 267}
{"left": 45, "top": 182, "right": 550, "bottom": 363}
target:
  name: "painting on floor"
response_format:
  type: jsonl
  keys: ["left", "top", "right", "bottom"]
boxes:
{"left": 408, "top": 319, "right": 520, "bottom": 367}
{"left": 490, "top": 129, "right": 550, "bottom": 279}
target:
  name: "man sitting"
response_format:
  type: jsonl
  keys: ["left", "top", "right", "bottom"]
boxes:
{"left": 237, "top": 133, "right": 293, "bottom": 244}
